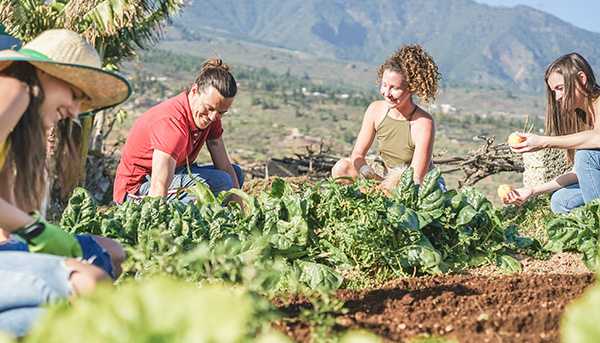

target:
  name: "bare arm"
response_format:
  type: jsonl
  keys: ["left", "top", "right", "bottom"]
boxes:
{"left": 531, "top": 171, "right": 578, "bottom": 196}
{"left": 541, "top": 129, "right": 600, "bottom": 150}
{"left": 513, "top": 107, "right": 600, "bottom": 152}
{"left": 505, "top": 171, "right": 578, "bottom": 206}
{"left": 0, "top": 76, "right": 30, "bottom": 143}
{"left": 410, "top": 112, "right": 435, "bottom": 184}
{"left": 207, "top": 137, "right": 240, "bottom": 188}
{"left": 350, "top": 102, "right": 382, "bottom": 180}
{"left": 0, "top": 198, "right": 35, "bottom": 232}
{"left": 0, "top": 76, "right": 35, "bottom": 231}
{"left": 148, "top": 149, "right": 176, "bottom": 197}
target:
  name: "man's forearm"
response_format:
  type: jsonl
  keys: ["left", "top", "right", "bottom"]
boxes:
{"left": 148, "top": 182, "right": 169, "bottom": 197}
{"left": 225, "top": 165, "right": 240, "bottom": 188}
{"left": 148, "top": 149, "right": 177, "bottom": 197}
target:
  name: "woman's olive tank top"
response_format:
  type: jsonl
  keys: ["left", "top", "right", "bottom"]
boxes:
{"left": 375, "top": 107, "right": 415, "bottom": 168}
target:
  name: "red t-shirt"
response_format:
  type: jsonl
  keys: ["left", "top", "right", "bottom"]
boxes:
{"left": 113, "top": 92, "right": 223, "bottom": 203}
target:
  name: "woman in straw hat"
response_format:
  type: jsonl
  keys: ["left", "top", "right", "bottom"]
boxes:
{"left": 0, "top": 29, "right": 130, "bottom": 336}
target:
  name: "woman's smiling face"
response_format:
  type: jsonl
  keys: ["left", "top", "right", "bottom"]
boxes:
{"left": 37, "top": 70, "right": 86, "bottom": 129}
{"left": 380, "top": 69, "right": 412, "bottom": 108}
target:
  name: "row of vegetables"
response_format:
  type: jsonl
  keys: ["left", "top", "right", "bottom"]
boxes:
{"left": 60, "top": 168, "right": 543, "bottom": 291}
{"left": 14, "top": 167, "right": 600, "bottom": 342}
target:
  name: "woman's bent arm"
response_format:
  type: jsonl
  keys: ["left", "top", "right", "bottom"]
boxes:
{"left": 0, "top": 76, "right": 30, "bottom": 143}
{"left": 410, "top": 112, "right": 435, "bottom": 184}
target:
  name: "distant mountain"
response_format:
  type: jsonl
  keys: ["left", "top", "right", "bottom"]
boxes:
{"left": 170, "top": 0, "right": 600, "bottom": 91}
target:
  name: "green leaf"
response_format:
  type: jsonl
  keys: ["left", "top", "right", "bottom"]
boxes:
{"left": 26, "top": 278, "right": 268, "bottom": 343}
{"left": 60, "top": 187, "right": 99, "bottom": 234}
{"left": 496, "top": 254, "right": 522, "bottom": 274}
{"left": 270, "top": 178, "right": 287, "bottom": 198}
{"left": 456, "top": 205, "right": 477, "bottom": 226}
{"left": 418, "top": 168, "right": 442, "bottom": 200}
{"left": 187, "top": 179, "right": 216, "bottom": 205}
{"left": 561, "top": 281, "right": 600, "bottom": 343}
{"left": 295, "top": 260, "right": 343, "bottom": 291}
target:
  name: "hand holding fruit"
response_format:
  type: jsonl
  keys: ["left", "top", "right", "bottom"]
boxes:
{"left": 498, "top": 184, "right": 533, "bottom": 206}
{"left": 497, "top": 184, "right": 513, "bottom": 204}
{"left": 507, "top": 132, "right": 545, "bottom": 153}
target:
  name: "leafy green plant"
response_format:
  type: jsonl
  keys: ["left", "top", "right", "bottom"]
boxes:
{"left": 545, "top": 199, "right": 600, "bottom": 268}
{"left": 501, "top": 194, "right": 554, "bottom": 243}
{"left": 26, "top": 277, "right": 283, "bottom": 343}
{"left": 61, "top": 168, "right": 538, "bottom": 291}
{"left": 561, "top": 278, "right": 600, "bottom": 343}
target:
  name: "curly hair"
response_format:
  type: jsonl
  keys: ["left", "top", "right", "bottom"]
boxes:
{"left": 377, "top": 44, "right": 440, "bottom": 103}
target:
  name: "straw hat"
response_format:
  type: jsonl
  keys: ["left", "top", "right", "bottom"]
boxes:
{"left": 0, "top": 29, "right": 131, "bottom": 113}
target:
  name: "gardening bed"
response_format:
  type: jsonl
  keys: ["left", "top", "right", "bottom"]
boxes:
{"left": 278, "top": 272, "right": 594, "bottom": 342}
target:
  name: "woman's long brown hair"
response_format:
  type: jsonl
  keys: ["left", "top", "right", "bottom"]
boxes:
{"left": 545, "top": 53, "right": 600, "bottom": 163}
{"left": 1, "top": 62, "right": 47, "bottom": 211}
{"left": 1, "top": 62, "right": 79, "bottom": 212}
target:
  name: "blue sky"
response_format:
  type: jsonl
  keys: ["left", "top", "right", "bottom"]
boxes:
{"left": 474, "top": 0, "right": 600, "bottom": 33}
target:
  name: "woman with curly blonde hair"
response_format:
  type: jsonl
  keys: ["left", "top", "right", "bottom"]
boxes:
{"left": 332, "top": 44, "right": 442, "bottom": 188}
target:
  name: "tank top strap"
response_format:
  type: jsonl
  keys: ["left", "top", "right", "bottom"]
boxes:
{"left": 0, "top": 141, "right": 10, "bottom": 170}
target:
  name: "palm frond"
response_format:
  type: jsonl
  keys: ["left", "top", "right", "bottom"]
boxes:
{"left": 0, "top": 0, "right": 185, "bottom": 65}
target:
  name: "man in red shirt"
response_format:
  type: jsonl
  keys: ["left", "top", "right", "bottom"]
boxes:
{"left": 113, "top": 59, "right": 243, "bottom": 204}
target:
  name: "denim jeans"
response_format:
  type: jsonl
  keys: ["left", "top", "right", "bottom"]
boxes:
{"left": 550, "top": 149, "right": 600, "bottom": 214}
{"left": 136, "top": 163, "right": 244, "bottom": 204}
{"left": 0, "top": 252, "right": 72, "bottom": 337}
{"left": 0, "top": 234, "right": 115, "bottom": 279}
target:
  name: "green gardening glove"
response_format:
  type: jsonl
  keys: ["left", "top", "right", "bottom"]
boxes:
{"left": 15, "top": 216, "right": 83, "bottom": 258}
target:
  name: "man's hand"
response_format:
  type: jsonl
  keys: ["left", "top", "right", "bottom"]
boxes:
{"left": 16, "top": 217, "right": 83, "bottom": 258}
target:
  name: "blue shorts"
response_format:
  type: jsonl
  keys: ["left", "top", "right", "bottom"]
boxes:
{"left": 0, "top": 234, "right": 115, "bottom": 279}
{"left": 0, "top": 251, "right": 72, "bottom": 337}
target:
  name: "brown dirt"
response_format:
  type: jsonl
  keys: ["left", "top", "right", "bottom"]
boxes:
{"left": 467, "top": 252, "right": 589, "bottom": 276}
{"left": 277, "top": 273, "right": 594, "bottom": 343}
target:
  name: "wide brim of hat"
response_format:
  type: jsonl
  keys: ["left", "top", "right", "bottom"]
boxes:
{"left": 0, "top": 50, "right": 131, "bottom": 113}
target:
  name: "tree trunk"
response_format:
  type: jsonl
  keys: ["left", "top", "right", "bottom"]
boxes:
{"left": 91, "top": 111, "right": 105, "bottom": 153}
{"left": 46, "top": 116, "right": 94, "bottom": 220}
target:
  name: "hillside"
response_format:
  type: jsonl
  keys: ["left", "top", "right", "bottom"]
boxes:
{"left": 169, "top": 0, "right": 600, "bottom": 91}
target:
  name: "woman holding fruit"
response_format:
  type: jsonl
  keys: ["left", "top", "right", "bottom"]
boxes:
{"left": 0, "top": 29, "right": 130, "bottom": 336}
{"left": 331, "top": 44, "right": 442, "bottom": 189}
{"left": 505, "top": 53, "right": 600, "bottom": 213}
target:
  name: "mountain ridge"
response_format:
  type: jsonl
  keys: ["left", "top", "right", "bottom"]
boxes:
{"left": 169, "top": 0, "right": 600, "bottom": 91}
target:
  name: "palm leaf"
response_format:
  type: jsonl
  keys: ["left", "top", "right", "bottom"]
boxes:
{"left": 1, "top": 0, "right": 184, "bottom": 65}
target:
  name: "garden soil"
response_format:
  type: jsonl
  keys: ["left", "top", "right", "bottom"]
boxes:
{"left": 278, "top": 271, "right": 594, "bottom": 342}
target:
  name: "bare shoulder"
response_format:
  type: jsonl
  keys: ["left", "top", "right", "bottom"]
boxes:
{"left": 365, "top": 100, "right": 387, "bottom": 124}
{"left": 411, "top": 107, "right": 434, "bottom": 127}
{"left": 365, "top": 100, "right": 386, "bottom": 115}
{"left": 0, "top": 76, "right": 30, "bottom": 119}
{"left": 0, "top": 76, "right": 29, "bottom": 105}
{"left": 0, "top": 75, "right": 29, "bottom": 94}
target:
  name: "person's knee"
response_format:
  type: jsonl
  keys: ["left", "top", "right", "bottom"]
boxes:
{"left": 211, "top": 171, "right": 234, "bottom": 193}
{"left": 574, "top": 150, "right": 592, "bottom": 171}
{"left": 65, "top": 259, "right": 110, "bottom": 296}
{"left": 332, "top": 158, "right": 355, "bottom": 179}
{"left": 550, "top": 190, "right": 569, "bottom": 214}
{"left": 91, "top": 236, "right": 125, "bottom": 278}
